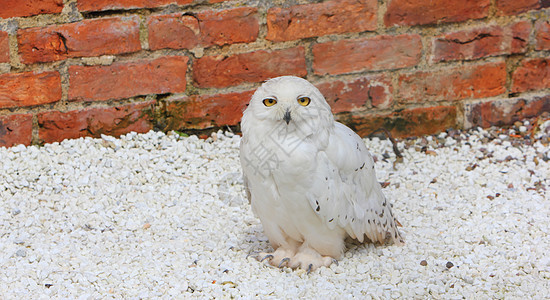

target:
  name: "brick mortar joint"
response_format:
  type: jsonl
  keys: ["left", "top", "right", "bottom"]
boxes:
{"left": 505, "top": 55, "right": 527, "bottom": 97}
{"left": 138, "top": 15, "right": 150, "bottom": 50}
{"left": 488, "top": 0, "right": 498, "bottom": 19}
{"left": 7, "top": 31, "right": 23, "bottom": 69}
{"left": 341, "top": 101, "right": 460, "bottom": 119}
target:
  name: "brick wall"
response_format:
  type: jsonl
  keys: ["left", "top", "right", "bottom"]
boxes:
{"left": 1, "top": 0, "right": 549, "bottom": 147}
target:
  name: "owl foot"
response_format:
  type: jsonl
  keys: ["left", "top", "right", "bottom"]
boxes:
{"left": 288, "top": 247, "right": 335, "bottom": 272}
{"left": 257, "top": 247, "right": 297, "bottom": 268}
{"left": 257, "top": 247, "right": 337, "bottom": 272}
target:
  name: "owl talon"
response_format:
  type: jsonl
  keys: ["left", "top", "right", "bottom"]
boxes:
{"left": 246, "top": 251, "right": 259, "bottom": 259}
{"left": 260, "top": 254, "right": 274, "bottom": 262}
{"left": 332, "top": 258, "right": 339, "bottom": 266}
{"left": 278, "top": 257, "right": 290, "bottom": 268}
{"left": 306, "top": 264, "right": 313, "bottom": 274}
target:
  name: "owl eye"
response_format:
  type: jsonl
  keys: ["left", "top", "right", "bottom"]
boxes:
{"left": 262, "top": 98, "right": 277, "bottom": 107}
{"left": 297, "top": 97, "right": 311, "bottom": 106}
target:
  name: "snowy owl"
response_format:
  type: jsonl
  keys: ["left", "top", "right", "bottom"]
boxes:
{"left": 240, "top": 76, "right": 403, "bottom": 272}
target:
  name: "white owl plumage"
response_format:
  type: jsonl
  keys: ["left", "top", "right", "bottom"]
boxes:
{"left": 240, "top": 76, "right": 403, "bottom": 271}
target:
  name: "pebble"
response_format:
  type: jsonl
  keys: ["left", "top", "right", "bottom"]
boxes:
{"left": 0, "top": 119, "right": 549, "bottom": 299}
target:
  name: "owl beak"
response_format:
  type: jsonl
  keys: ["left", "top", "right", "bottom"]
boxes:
{"left": 283, "top": 109, "right": 291, "bottom": 125}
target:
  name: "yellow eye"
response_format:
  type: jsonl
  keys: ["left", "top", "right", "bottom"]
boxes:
{"left": 297, "top": 97, "right": 311, "bottom": 106}
{"left": 263, "top": 98, "right": 277, "bottom": 107}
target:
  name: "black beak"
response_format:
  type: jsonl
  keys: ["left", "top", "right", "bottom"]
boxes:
{"left": 283, "top": 109, "right": 291, "bottom": 125}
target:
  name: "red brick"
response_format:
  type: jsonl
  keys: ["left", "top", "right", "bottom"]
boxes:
{"left": 193, "top": 47, "right": 307, "bottom": 88}
{"left": 77, "top": 0, "right": 192, "bottom": 11}
{"left": 511, "top": 58, "right": 550, "bottom": 93}
{"left": 0, "top": 114, "right": 33, "bottom": 148}
{"left": 266, "top": 0, "right": 377, "bottom": 42}
{"left": 165, "top": 90, "right": 254, "bottom": 129}
{"left": 149, "top": 14, "right": 199, "bottom": 50}
{"left": 317, "top": 75, "right": 393, "bottom": 114}
{"left": 495, "top": 0, "right": 542, "bottom": 16}
{"left": 535, "top": 20, "right": 550, "bottom": 51}
{"left": 68, "top": 56, "right": 188, "bottom": 102}
{"left": 466, "top": 95, "right": 550, "bottom": 128}
{"left": 348, "top": 106, "right": 457, "bottom": 138}
{"left": 398, "top": 63, "right": 507, "bottom": 102}
{"left": 384, "top": 0, "right": 490, "bottom": 27}
{"left": 432, "top": 21, "right": 531, "bottom": 62}
{"left": 18, "top": 17, "right": 141, "bottom": 64}
{"left": 38, "top": 101, "right": 155, "bottom": 144}
{"left": 313, "top": 34, "right": 422, "bottom": 75}
{"left": 148, "top": 8, "right": 259, "bottom": 51}
{"left": 0, "top": 0, "right": 63, "bottom": 18}
{"left": 0, "top": 31, "right": 9, "bottom": 63}
{"left": 0, "top": 71, "right": 61, "bottom": 108}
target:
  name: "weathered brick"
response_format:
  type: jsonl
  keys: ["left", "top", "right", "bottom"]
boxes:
{"left": 184, "top": 8, "right": 258, "bottom": 47}
{"left": 317, "top": 75, "right": 393, "bottom": 114}
{"left": 68, "top": 56, "right": 188, "bottom": 102}
{"left": 38, "top": 101, "right": 154, "bottom": 144}
{"left": 148, "top": 7, "right": 259, "bottom": 50}
{"left": 385, "top": 0, "right": 490, "bottom": 27}
{"left": 0, "top": 71, "right": 61, "bottom": 108}
{"left": 165, "top": 90, "right": 254, "bottom": 129}
{"left": 432, "top": 21, "right": 531, "bottom": 62}
{"left": 77, "top": 0, "right": 193, "bottom": 11}
{"left": 193, "top": 47, "right": 306, "bottom": 88}
{"left": 0, "top": 114, "right": 33, "bottom": 148}
{"left": 266, "top": 0, "right": 377, "bottom": 42}
{"left": 313, "top": 34, "right": 422, "bottom": 75}
{"left": 535, "top": 20, "right": 550, "bottom": 51}
{"left": 18, "top": 17, "right": 141, "bottom": 64}
{"left": 347, "top": 106, "right": 457, "bottom": 138}
{"left": 149, "top": 14, "right": 199, "bottom": 50}
{"left": 511, "top": 58, "right": 550, "bottom": 93}
{"left": 398, "top": 62, "right": 507, "bottom": 102}
{"left": 465, "top": 95, "right": 550, "bottom": 128}
{"left": 0, "top": 0, "right": 63, "bottom": 18}
{"left": 0, "top": 31, "right": 9, "bottom": 63}
{"left": 495, "top": 0, "right": 543, "bottom": 16}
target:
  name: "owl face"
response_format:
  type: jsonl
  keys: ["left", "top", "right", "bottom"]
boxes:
{"left": 246, "top": 76, "right": 333, "bottom": 129}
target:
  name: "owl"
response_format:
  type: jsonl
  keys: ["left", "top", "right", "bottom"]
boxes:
{"left": 240, "top": 76, "right": 403, "bottom": 272}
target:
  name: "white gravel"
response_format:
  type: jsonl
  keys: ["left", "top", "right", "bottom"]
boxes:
{"left": 1, "top": 122, "right": 549, "bottom": 299}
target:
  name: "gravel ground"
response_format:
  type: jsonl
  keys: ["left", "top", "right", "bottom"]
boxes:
{"left": 1, "top": 119, "right": 549, "bottom": 299}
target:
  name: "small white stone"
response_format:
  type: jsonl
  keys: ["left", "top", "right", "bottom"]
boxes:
{"left": 16, "top": 249, "right": 27, "bottom": 257}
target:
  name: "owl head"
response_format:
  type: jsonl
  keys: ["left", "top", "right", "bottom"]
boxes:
{"left": 242, "top": 76, "right": 334, "bottom": 137}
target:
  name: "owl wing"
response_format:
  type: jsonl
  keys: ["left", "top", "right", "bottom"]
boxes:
{"left": 306, "top": 122, "right": 403, "bottom": 245}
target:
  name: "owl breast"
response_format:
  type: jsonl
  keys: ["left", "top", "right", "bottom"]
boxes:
{"left": 242, "top": 133, "right": 329, "bottom": 242}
